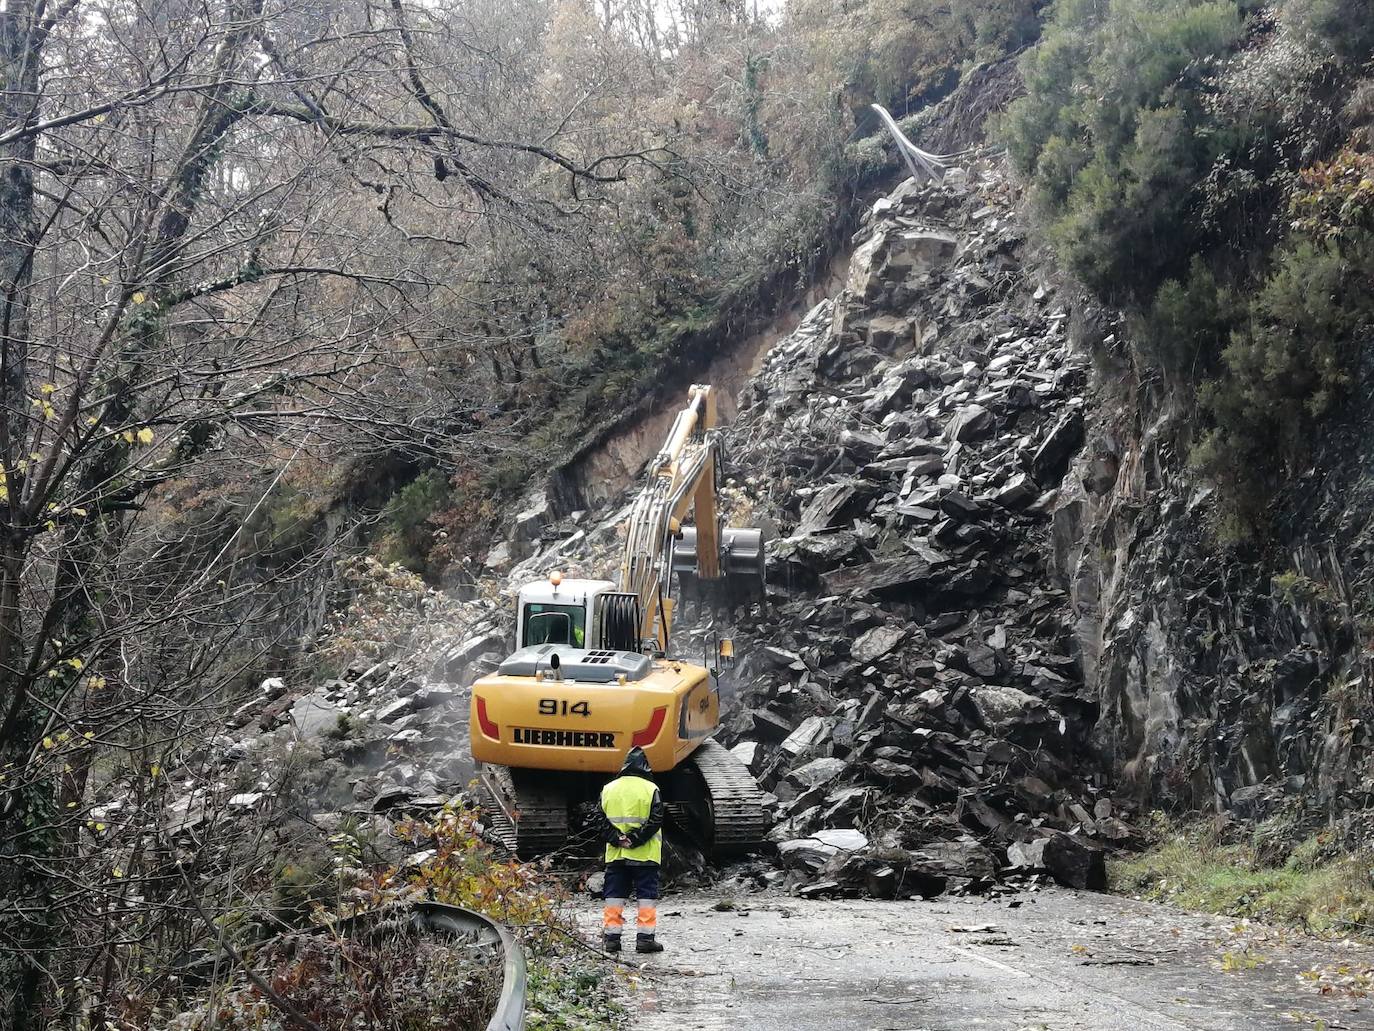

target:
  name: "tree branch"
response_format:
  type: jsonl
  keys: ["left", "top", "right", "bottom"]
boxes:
{"left": 245, "top": 100, "right": 659, "bottom": 184}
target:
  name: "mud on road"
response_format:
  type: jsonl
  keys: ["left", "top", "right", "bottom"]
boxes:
{"left": 598, "top": 889, "right": 1371, "bottom": 1030}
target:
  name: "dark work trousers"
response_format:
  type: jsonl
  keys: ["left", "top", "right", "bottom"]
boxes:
{"left": 602, "top": 860, "right": 661, "bottom": 939}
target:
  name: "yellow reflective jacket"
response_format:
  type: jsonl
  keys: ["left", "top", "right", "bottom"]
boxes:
{"left": 600, "top": 774, "right": 663, "bottom": 865}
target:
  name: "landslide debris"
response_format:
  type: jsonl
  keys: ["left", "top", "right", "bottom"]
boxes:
{"left": 161, "top": 160, "right": 1135, "bottom": 904}
{"left": 679, "top": 160, "right": 1130, "bottom": 898}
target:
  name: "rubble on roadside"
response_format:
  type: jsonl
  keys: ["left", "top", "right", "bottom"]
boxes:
{"left": 483, "top": 161, "right": 1137, "bottom": 898}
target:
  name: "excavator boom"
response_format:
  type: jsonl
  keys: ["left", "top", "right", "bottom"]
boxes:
{"left": 616, "top": 383, "right": 761, "bottom": 651}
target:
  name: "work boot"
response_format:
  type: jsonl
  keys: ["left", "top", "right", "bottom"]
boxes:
{"left": 602, "top": 934, "right": 622, "bottom": 953}
{"left": 635, "top": 934, "right": 664, "bottom": 954}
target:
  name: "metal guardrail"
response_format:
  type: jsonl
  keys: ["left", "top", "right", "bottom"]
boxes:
{"left": 406, "top": 902, "right": 527, "bottom": 1031}
{"left": 181, "top": 900, "right": 527, "bottom": 1029}
{"left": 871, "top": 102, "right": 949, "bottom": 183}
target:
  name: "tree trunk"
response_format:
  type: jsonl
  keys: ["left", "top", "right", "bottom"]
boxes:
{"left": 0, "top": 4, "right": 49, "bottom": 1025}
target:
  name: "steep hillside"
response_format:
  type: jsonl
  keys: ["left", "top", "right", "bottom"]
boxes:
{"left": 1052, "top": 285, "right": 1374, "bottom": 843}
{"left": 16, "top": 3, "right": 1374, "bottom": 1026}
{"left": 1009, "top": 0, "right": 1374, "bottom": 849}
{"left": 495, "top": 56, "right": 1374, "bottom": 886}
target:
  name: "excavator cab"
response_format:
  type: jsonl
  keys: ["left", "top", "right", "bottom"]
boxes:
{"left": 523, "top": 610, "right": 576, "bottom": 646}
{"left": 515, "top": 575, "right": 617, "bottom": 650}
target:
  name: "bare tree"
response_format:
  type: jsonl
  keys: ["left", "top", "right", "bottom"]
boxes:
{"left": 0, "top": 1, "right": 677, "bottom": 1024}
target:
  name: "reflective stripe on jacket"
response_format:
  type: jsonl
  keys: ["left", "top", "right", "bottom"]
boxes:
{"left": 600, "top": 774, "right": 663, "bottom": 865}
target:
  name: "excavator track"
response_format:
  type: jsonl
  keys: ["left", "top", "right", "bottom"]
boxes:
{"left": 477, "top": 763, "right": 569, "bottom": 858}
{"left": 685, "top": 739, "right": 769, "bottom": 853}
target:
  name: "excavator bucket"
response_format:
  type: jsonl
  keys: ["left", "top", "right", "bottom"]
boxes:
{"left": 671, "top": 525, "right": 766, "bottom": 612}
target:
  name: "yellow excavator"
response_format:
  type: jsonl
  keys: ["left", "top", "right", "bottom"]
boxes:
{"left": 470, "top": 384, "right": 768, "bottom": 857}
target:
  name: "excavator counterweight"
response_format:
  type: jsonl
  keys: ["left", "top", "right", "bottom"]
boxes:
{"left": 469, "top": 385, "right": 769, "bottom": 858}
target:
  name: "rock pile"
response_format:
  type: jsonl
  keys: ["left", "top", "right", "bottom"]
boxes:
{"left": 136, "top": 591, "right": 513, "bottom": 864}
{"left": 669, "top": 162, "right": 1135, "bottom": 897}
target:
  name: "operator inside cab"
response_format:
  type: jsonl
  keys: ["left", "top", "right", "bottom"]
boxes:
{"left": 523, "top": 604, "right": 586, "bottom": 647}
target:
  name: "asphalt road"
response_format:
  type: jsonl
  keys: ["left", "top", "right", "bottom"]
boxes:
{"left": 601, "top": 888, "right": 1372, "bottom": 1030}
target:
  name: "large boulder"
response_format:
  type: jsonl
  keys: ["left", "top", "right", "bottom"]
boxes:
{"left": 1006, "top": 838, "right": 1048, "bottom": 871}
{"left": 779, "top": 715, "right": 834, "bottom": 758}
{"left": 968, "top": 684, "right": 1063, "bottom": 748}
{"left": 796, "top": 482, "right": 862, "bottom": 534}
{"left": 851, "top": 624, "right": 907, "bottom": 665}
{"left": 847, "top": 230, "right": 889, "bottom": 299}
{"left": 823, "top": 851, "right": 947, "bottom": 900}
{"left": 994, "top": 472, "right": 1040, "bottom": 509}
{"left": 886, "top": 229, "right": 958, "bottom": 274}
{"left": 778, "top": 828, "right": 869, "bottom": 872}
{"left": 865, "top": 758, "right": 921, "bottom": 789}
{"left": 439, "top": 631, "right": 506, "bottom": 682}
{"left": 410, "top": 684, "right": 456, "bottom": 710}
{"left": 1030, "top": 410, "right": 1085, "bottom": 485}
{"left": 788, "top": 756, "right": 848, "bottom": 790}
{"left": 483, "top": 541, "right": 513, "bottom": 574}
{"left": 847, "top": 228, "right": 958, "bottom": 299}
{"left": 865, "top": 314, "right": 915, "bottom": 353}
{"left": 772, "top": 530, "right": 865, "bottom": 573}
{"left": 823, "top": 555, "right": 939, "bottom": 597}
{"left": 904, "top": 839, "right": 998, "bottom": 881}
{"left": 731, "top": 741, "right": 763, "bottom": 774}
{"left": 968, "top": 684, "right": 1041, "bottom": 731}
{"left": 509, "top": 491, "right": 552, "bottom": 562}
{"left": 1040, "top": 831, "right": 1107, "bottom": 890}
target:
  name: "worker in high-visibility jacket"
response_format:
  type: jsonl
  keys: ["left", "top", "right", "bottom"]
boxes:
{"left": 596, "top": 746, "right": 666, "bottom": 953}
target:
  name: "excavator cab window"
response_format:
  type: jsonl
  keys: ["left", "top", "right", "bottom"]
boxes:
{"left": 523, "top": 604, "right": 586, "bottom": 648}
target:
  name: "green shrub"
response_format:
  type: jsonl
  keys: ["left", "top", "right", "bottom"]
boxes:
{"left": 790, "top": 0, "right": 1039, "bottom": 111}
{"left": 1272, "top": 570, "right": 1328, "bottom": 607}
{"left": 380, "top": 469, "right": 450, "bottom": 572}
{"left": 1111, "top": 817, "right": 1374, "bottom": 938}
{"left": 1195, "top": 229, "right": 1374, "bottom": 530}
{"left": 1010, "top": 0, "right": 1374, "bottom": 534}
{"left": 970, "top": 0, "right": 1042, "bottom": 56}
{"left": 1006, "top": 0, "right": 1245, "bottom": 301}
{"left": 272, "top": 849, "right": 337, "bottom": 929}
{"left": 1284, "top": 0, "right": 1374, "bottom": 65}
{"left": 1134, "top": 258, "right": 1238, "bottom": 375}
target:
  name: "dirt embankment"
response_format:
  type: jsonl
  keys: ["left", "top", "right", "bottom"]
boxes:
{"left": 555, "top": 250, "right": 850, "bottom": 511}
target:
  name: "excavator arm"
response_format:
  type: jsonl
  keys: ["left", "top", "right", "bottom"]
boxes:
{"left": 610, "top": 384, "right": 760, "bottom": 652}
{"left": 620, "top": 384, "right": 720, "bottom": 648}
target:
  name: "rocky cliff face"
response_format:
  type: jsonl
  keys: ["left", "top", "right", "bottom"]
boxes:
{"left": 1054, "top": 352, "right": 1374, "bottom": 836}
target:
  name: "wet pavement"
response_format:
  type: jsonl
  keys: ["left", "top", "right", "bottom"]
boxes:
{"left": 598, "top": 889, "right": 1373, "bottom": 1029}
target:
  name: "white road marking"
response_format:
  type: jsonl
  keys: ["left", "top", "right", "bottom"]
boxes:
{"left": 942, "top": 944, "right": 1032, "bottom": 978}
